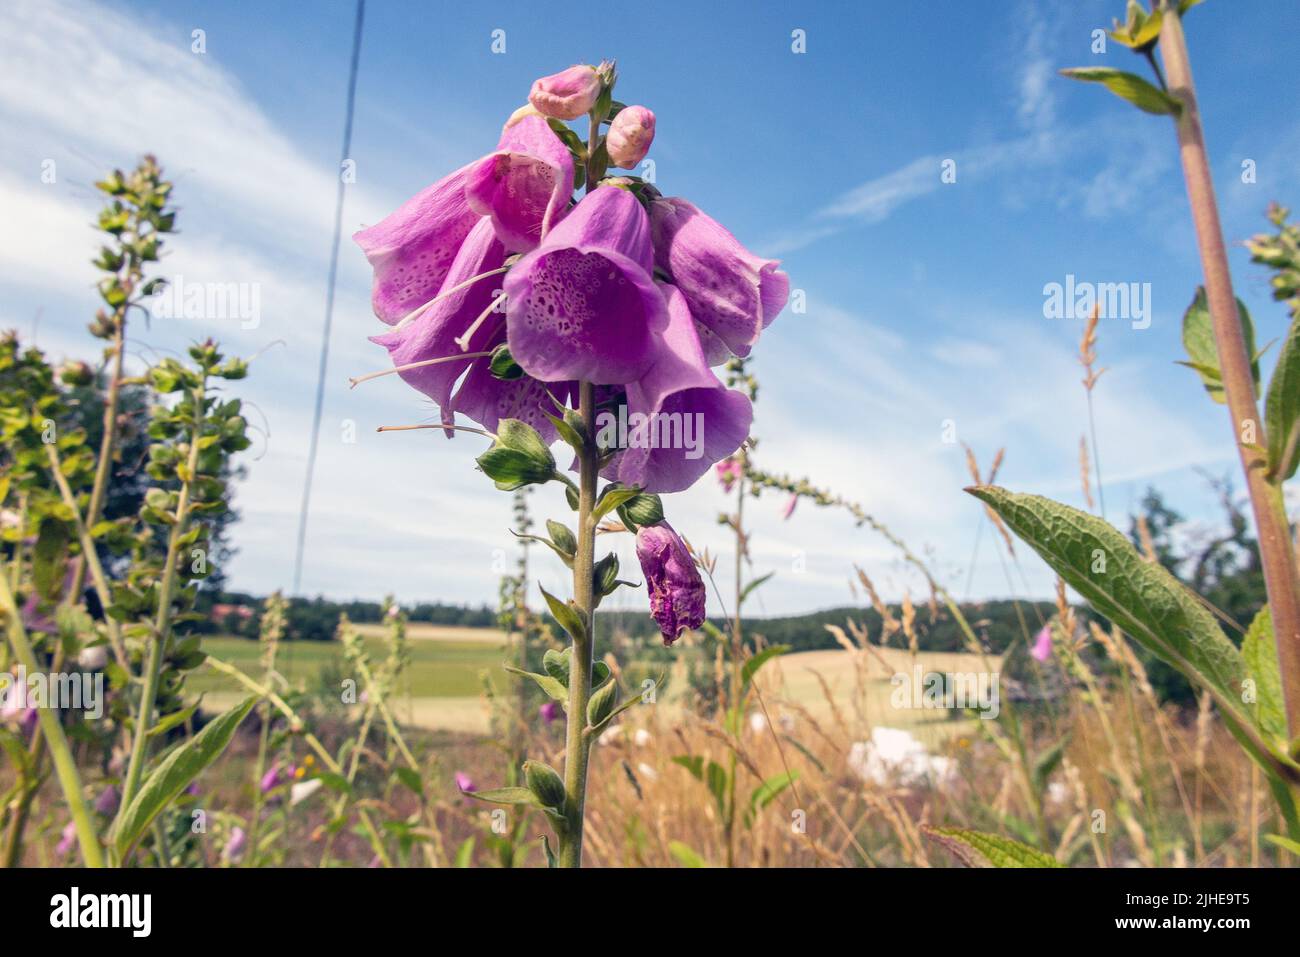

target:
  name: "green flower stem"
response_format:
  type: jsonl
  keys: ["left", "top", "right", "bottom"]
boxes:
{"left": 117, "top": 378, "right": 206, "bottom": 820}
{"left": 1160, "top": 7, "right": 1300, "bottom": 749}
{"left": 243, "top": 601, "right": 282, "bottom": 867}
{"left": 76, "top": 316, "right": 129, "bottom": 593}
{"left": 558, "top": 380, "right": 598, "bottom": 868}
{"left": 40, "top": 442, "right": 130, "bottom": 670}
{"left": 0, "top": 572, "right": 104, "bottom": 867}
{"left": 725, "top": 454, "right": 746, "bottom": 868}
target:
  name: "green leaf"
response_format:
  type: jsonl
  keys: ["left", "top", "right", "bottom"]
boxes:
{"left": 543, "top": 410, "right": 587, "bottom": 458}
{"left": 465, "top": 785, "right": 564, "bottom": 821}
{"left": 542, "top": 648, "right": 571, "bottom": 687}
{"left": 1265, "top": 317, "right": 1300, "bottom": 481}
{"left": 503, "top": 665, "right": 567, "bottom": 702}
{"left": 741, "top": 645, "right": 790, "bottom": 693}
{"left": 740, "top": 571, "right": 775, "bottom": 608}
{"left": 705, "top": 760, "right": 729, "bottom": 817}
{"left": 592, "top": 483, "right": 644, "bottom": 523}
{"left": 922, "top": 826, "right": 1061, "bottom": 868}
{"left": 586, "top": 678, "right": 619, "bottom": 729}
{"left": 395, "top": 766, "right": 424, "bottom": 796}
{"left": 967, "top": 488, "right": 1250, "bottom": 724}
{"left": 539, "top": 585, "right": 587, "bottom": 643}
{"left": 455, "top": 836, "right": 476, "bottom": 868}
{"left": 1265, "top": 833, "right": 1300, "bottom": 857}
{"left": 1032, "top": 737, "right": 1070, "bottom": 795}
{"left": 146, "top": 702, "right": 198, "bottom": 739}
{"left": 1180, "top": 287, "right": 1260, "bottom": 404}
{"left": 749, "top": 770, "right": 798, "bottom": 813}
{"left": 1059, "top": 67, "right": 1182, "bottom": 116}
{"left": 464, "top": 786, "right": 539, "bottom": 807}
{"left": 1242, "top": 606, "right": 1287, "bottom": 746}
{"left": 32, "top": 517, "right": 70, "bottom": 600}
{"left": 112, "top": 696, "right": 257, "bottom": 857}
{"left": 667, "top": 840, "right": 707, "bottom": 868}
{"left": 671, "top": 755, "right": 704, "bottom": 780}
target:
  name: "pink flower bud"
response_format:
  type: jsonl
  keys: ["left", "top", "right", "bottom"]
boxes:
{"left": 606, "top": 106, "right": 655, "bottom": 168}
{"left": 529, "top": 65, "right": 601, "bottom": 120}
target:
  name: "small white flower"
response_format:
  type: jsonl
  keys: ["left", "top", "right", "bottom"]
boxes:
{"left": 749, "top": 712, "right": 766, "bottom": 732}
{"left": 633, "top": 728, "right": 652, "bottom": 747}
{"left": 77, "top": 645, "right": 108, "bottom": 671}
{"left": 290, "top": 778, "right": 323, "bottom": 806}
{"left": 636, "top": 762, "right": 658, "bottom": 782}
{"left": 597, "top": 723, "right": 624, "bottom": 746}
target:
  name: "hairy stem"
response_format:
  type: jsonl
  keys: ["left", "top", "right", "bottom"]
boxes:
{"left": 558, "top": 380, "right": 598, "bottom": 867}
{"left": 1161, "top": 9, "right": 1300, "bottom": 748}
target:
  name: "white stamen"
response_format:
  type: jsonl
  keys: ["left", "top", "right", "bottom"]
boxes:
{"left": 349, "top": 351, "right": 493, "bottom": 389}
{"left": 391, "top": 266, "right": 510, "bottom": 332}
{"left": 453, "top": 292, "right": 508, "bottom": 352}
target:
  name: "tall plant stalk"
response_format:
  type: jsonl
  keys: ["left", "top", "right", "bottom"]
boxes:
{"left": 1160, "top": 7, "right": 1300, "bottom": 747}
{"left": 558, "top": 380, "right": 598, "bottom": 867}
{"left": 117, "top": 376, "right": 206, "bottom": 817}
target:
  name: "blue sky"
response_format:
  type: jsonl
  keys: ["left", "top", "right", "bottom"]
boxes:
{"left": 2, "top": 0, "right": 1298, "bottom": 617}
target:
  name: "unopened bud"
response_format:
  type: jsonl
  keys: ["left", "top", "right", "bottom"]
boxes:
{"left": 606, "top": 105, "right": 655, "bottom": 169}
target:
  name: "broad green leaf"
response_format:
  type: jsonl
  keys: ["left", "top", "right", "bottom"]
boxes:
{"left": 1242, "top": 607, "right": 1286, "bottom": 745}
{"left": 1265, "top": 317, "right": 1300, "bottom": 480}
{"left": 1180, "top": 286, "right": 1260, "bottom": 404}
{"left": 112, "top": 696, "right": 257, "bottom": 857}
{"left": 1059, "top": 67, "right": 1182, "bottom": 116}
{"left": 968, "top": 488, "right": 1248, "bottom": 719}
{"left": 667, "top": 840, "right": 707, "bottom": 868}
{"left": 741, "top": 644, "right": 790, "bottom": 693}
{"left": 923, "top": 826, "right": 1061, "bottom": 868}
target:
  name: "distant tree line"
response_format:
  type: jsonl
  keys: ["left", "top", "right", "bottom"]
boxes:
{"left": 196, "top": 592, "right": 498, "bottom": 642}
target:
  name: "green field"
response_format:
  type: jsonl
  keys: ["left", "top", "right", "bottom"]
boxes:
{"left": 190, "top": 632, "right": 510, "bottom": 699}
